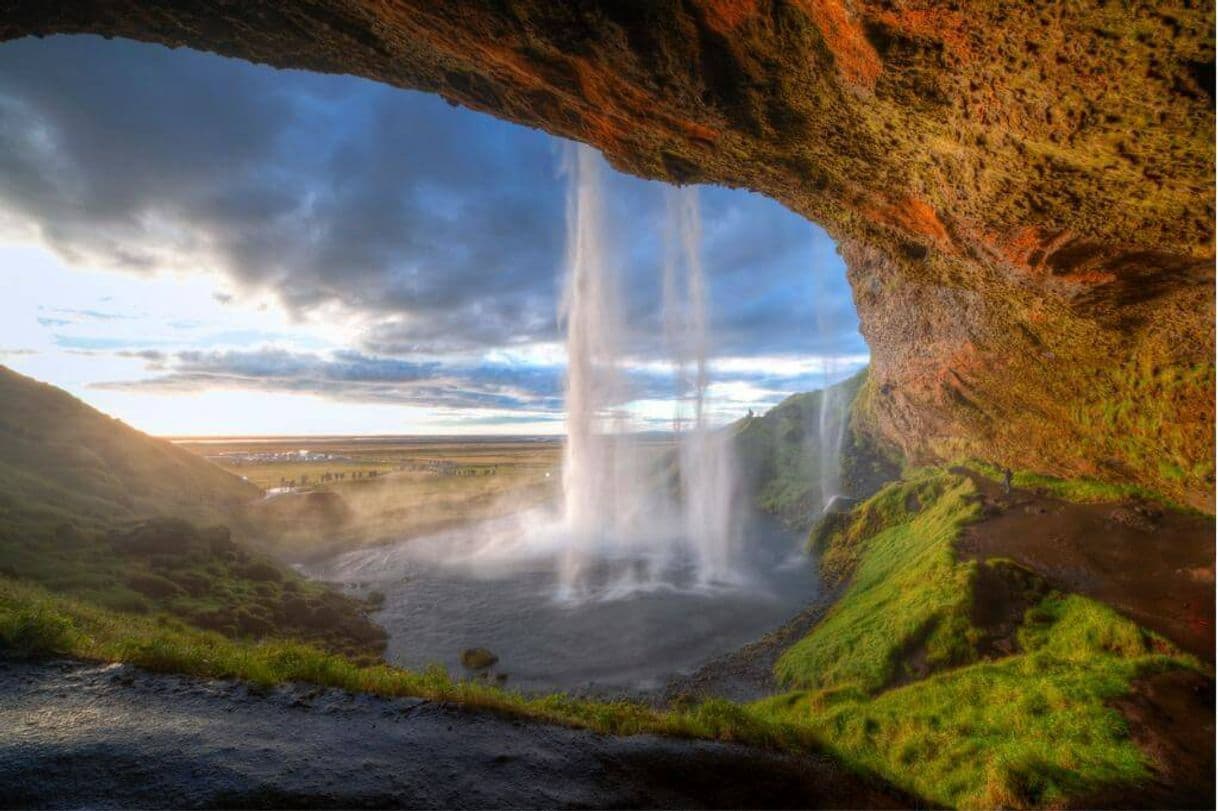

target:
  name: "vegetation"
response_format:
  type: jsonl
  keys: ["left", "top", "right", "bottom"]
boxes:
{"left": 733, "top": 369, "right": 899, "bottom": 526}
{"left": 0, "top": 366, "right": 258, "bottom": 537}
{"left": 0, "top": 517, "right": 385, "bottom": 658}
{"left": 0, "top": 575, "right": 821, "bottom": 751}
{"left": 782, "top": 470, "right": 978, "bottom": 690}
{"left": 1069, "top": 357, "right": 1214, "bottom": 511}
{"left": 0, "top": 366, "right": 384, "bottom": 656}
{"left": 760, "top": 468, "right": 1202, "bottom": 808}
{"left": 964, "top": 458, "right": 1196, "bottom": 511}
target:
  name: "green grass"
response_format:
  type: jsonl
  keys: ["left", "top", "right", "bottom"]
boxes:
{"left": 732, "top": 368, "right": 899, "bottom": 526}
{"left": 782, "top": 470, "right": 981, "bottom": 691}
{"left": 759, "top": 468, "right": 1202, "bottom": 808}
{"left": 0, "top": 517, "right": 386, "bottom": 658}
{"left": 755, "top": 595, "right": 1191, "bottom": 808}
{"left": 0, "top": 365, "right": 259, "bottom": 537}
{"left": 0, "top": 575, "right": 820, "bottom": 750}
{"left": 964, "top": 458, "right": 1196, "bottom": 511}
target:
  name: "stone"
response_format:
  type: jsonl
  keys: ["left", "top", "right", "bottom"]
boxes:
{"left": 460, "top": 648, "right": 499, "bottom": 671}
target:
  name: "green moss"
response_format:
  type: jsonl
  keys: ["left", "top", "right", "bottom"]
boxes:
{"left": 756, "top": 468, "right": 1201, "bottom": 808}
{"left": 780, "top": 470, "right": 981, "bottom": 690}
{"left": 755, "top": 595, "right": 1192, "bottom": 808}
{"left": 965, "top": 459, "right": 1196, "bottom": 511}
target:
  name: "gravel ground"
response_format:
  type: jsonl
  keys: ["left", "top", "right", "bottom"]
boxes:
{"left": 0, "top": 658, "right": 910, "bottom": 809}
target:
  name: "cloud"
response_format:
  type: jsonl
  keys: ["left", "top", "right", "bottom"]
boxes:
{"left": 93, "top": 347, "right": 564, "bottom": 411}
{"left": 93, "top": 345, "right": 866, "bottom": 421}
{"left": 0, "top": 35, "right": 868, "bottom": 421}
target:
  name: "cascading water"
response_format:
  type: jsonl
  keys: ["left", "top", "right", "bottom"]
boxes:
{"left": 812, "top": 253, "right": 849, "bottom": 510}
{"left": 556, "top": 144, "right": 741, "bottom": 596}
{"left": 816, "top": 363, "right": 848, "bottom": 509}
{"left": 662, "top": 186, "right": 740, "bottom": 585}
{"left": 304, "top": 145, "right": 816, "bottom": 690}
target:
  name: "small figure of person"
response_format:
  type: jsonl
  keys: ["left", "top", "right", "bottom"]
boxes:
{"left": 1002, "top": 467, "right": 1013, "bottom": 496}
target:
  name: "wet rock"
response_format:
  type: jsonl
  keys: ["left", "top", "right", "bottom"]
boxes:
{"left": 460, "top": 648, "right": 498, "bottom": 670}
{"left": 822, "top": 495, "right": 858, "bottom": 515}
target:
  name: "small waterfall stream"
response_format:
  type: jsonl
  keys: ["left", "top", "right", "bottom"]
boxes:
{"left": 663, "top": 185, "right": 740, "bottom": 585}
{"left": 812, "top": 250, "right": 849, "bottom": 510}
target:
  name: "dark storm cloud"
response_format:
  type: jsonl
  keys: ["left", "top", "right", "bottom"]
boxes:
{"left": 0, "top": 35, "right": 867, "bottom": 412}
{"left": 0, "top": 35, "right": 563, "bottom": 354}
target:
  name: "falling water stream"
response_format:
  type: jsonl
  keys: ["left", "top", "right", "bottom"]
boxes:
{"left": 812, "top": 254, "right": 849, "bottom": 510}
{"left": 555, "top": 144, "right": 742, "bottom": 596}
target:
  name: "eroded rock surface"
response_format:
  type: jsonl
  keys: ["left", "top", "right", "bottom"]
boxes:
{"left": 0, "top": 659, "right": 911, "bottom": 809}
{"left": 2, "top": 1, "right": 1213, "bottom": 507}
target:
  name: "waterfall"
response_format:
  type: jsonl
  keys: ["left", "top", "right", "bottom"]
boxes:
{"left": 556, "top": 144, "right": 741, "bottom": 597}
{"left": 663, "top": 186, "right": 739, "bottom": 584}
{"left": 816, "top": 363, "right": 848, "bottom": 508}
{"left": 812, "top": 253, "right": 848, "bottom": 510}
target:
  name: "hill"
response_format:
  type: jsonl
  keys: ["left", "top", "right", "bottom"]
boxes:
{"left": 733, "top": 369, "right": 900, "bottom": 527}
{"left": 0, "top": 366, "right": 384, "bottom": 658}
{"left": 0, "top": 365, "right": 260, "bottom": 539}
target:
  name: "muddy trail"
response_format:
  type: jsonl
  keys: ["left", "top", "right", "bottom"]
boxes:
{"left": 954, "top": 469, "right": 1215, "bottom": 660}
{"left": 954, "top": 469, "right": 1215, "bottom": 808}
{"left": 0, "top": 659, "right": 911, "bottom": 810}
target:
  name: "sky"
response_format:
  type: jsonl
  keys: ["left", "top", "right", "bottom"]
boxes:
{"left": 0, "top": 35, "right": 868, "bottom": 436}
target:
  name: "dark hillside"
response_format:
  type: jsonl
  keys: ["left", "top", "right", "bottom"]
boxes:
{"left": 0, "top": 366, "right": 383, "bottom": 658}
{"left": 0, "top": 365, "right": 260, "bottom": 537}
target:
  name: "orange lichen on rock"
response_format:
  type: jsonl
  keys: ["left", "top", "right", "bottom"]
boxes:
{"left": 794, "top": 0, "right": 881, "bottom": 90}
{"left": 676, "top": 118, "right": 721, "bottom": 145}
{"left": 874, "top": 7, "right": 974, "bottom": 63}
{"left": 697, "top": 0, "right": 760, "bottom": 34}
{"left": 1054, "top": 269, "right": 1117, "bottom": 286}
{"left": 991, "top": 226, "right": 1072, "bottom": 271}
{"left": 865, "top": 195, "right": 951, "bottom": 246}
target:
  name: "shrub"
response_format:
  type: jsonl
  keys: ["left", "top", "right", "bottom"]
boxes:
{"left": 0, "top": 604, "right": 78, "bottom": 655}
{"left": 125, "top": 572, "right": 185, "bottom": 600}
{"left": 240, "top": 560, "right": 283, "bottom": 583}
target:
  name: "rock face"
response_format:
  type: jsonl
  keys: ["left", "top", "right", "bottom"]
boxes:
{"left": 3, "top": 1, "right": 1213, "bottom": 509}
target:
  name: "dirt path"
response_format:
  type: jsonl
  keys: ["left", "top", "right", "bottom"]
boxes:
{"left": 954, "top": 469, "right": 1215, "bottom": 661}
{"left": 953, "top": 469, "right": 1215, "bottom": 807}
{"left": 0, "top": 659, "right": 911, "bottom": 809}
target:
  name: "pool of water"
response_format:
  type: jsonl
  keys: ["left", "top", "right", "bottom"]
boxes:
{"left": 305, "top": 511, "right": 818, "bottom": 693}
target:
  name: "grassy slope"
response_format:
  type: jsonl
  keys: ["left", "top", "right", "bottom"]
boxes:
{"left": 966, "top": 457, "right": 1199, "bottom": 512}
{"left": 0, "top": 365, "right": 260, "bottom": 537}
{"left": 733, "top": 368, "right": 900, "bottom": 525}
{"left": 0, "top": 574, "right": 822, "bottom": 751}
{"left": 758, "top": 469, "right": 1201, "bottom": 808}
{"left": 0, "top": 366, "right": 383, "bottom": 656}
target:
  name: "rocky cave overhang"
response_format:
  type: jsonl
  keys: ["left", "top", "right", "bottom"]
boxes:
{"left": 2, "top": 0, "right": 1214, "bottom": 510}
